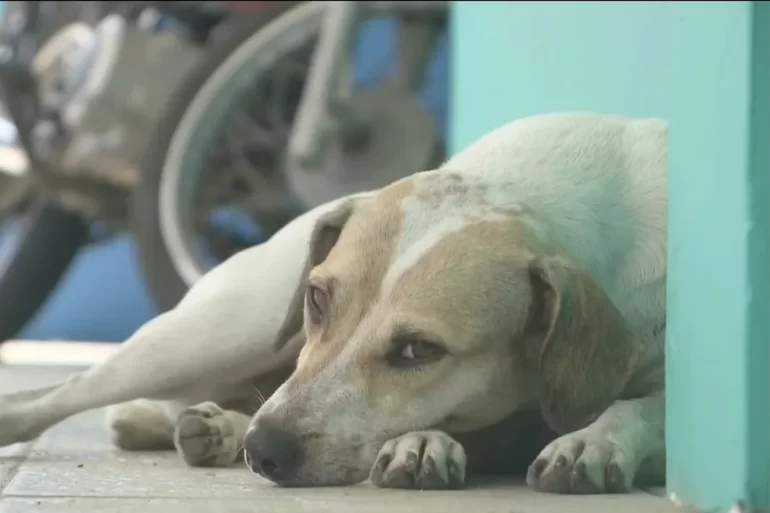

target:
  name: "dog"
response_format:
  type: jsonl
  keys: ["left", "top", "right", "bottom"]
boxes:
{"left": 0, "top": 112, "right": 667, "bottom": 494}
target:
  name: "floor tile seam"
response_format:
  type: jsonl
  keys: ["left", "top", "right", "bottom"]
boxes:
{"left": 0, "top": 440, "right": 40, "bottom": 495}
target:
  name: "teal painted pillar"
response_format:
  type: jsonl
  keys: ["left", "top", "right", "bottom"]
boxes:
{"left": 450, "top": 1, "right": 673, "bottom": 150}
{"left": 666, "top": 3, "right": 770, "bottom": 511}
{"left": 451, "top": 2, "right": 770, "bottom": 511}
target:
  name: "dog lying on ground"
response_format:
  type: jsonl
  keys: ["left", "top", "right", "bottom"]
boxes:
{"left": 0, "top": 112, "right": 667, "bottom": 494}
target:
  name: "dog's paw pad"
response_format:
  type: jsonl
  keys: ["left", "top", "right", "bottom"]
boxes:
{"left": 174, "top": 403, "right": 233, "bottom": 467}
{"left": 175, "top": 415, "right": 218, "bottom": 463}
{"left": 370, "top": 431, "right": 466, "bottom": 490}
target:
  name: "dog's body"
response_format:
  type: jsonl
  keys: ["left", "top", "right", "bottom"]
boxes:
{"left": 0, "top": 112, "right": 667, "bottom": 494}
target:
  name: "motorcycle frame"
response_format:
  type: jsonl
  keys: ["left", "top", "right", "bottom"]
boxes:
{"left": 287, "top": 1, "right": 446, "bottom": 175}
{"left": 0, "top": 0, "right": 447, "bottom": 225}
{"left": 0, "top": 1, "right": 229, "bottom": 224}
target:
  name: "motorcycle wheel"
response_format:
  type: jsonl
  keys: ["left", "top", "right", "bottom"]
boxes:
{"left": 132, "top": 1, "right": 303, "bottom": 311}
{"left": 132, "top": 1, "right": 446, "bottom": 311}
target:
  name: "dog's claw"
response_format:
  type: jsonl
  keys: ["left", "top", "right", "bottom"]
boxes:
{"left": 370, "top": 431, "right": 466, "bottom": 490}
{"left": 526, "top": 431, "right": 636, "bottom": 494}
{"left": 417, "top": 455, "right": 449, "bottom": 490}
{"left": 605, "top": 461, "right": 630, "bottom": 493}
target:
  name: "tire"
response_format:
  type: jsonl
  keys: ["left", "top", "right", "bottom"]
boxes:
{"left": 0, "top": 204, "right": 87, "bottom": 341}
{"left": 133, "top": 1, "right": 446, "bottom": 311}
{"left": 132, "top": 1, "right": 302, "bottom": 311}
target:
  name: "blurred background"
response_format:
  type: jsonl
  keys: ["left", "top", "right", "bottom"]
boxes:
{"left": 0, "top": 1, "right": 450, "bottom": 350}
{"left": 0, "top": 0, "right": 670, "bottom": 355}
{"left": 0, "top": 5, "right": 763, "bottom": 511}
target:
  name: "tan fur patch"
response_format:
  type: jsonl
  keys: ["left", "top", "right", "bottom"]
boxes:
{"left": 297, "top": 178, "right": 417, "bottom": 373}
{"left": 387, "top": 219, "right": 534, "bottom": 354}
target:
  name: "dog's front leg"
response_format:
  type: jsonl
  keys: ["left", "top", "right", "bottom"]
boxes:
{"left": 526, "top": 393, "right": 665, "bottom": 494}
{"left": 0, "top": 307, "right": 299, "bottom": 447}
{"left": 0, "top": 312, "right": 195, "bottom": 446}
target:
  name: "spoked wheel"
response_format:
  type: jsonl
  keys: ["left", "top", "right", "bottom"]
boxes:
{"left": 132, "top": 1, "right": 448, "bottom": 311}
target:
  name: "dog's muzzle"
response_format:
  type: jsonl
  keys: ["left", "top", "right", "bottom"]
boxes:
{"left": 243, "top": 418, "right": 305, "bottom": 484}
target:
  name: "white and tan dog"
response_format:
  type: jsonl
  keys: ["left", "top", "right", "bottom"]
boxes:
{"left": 0, "top": 112, "right": 667, "bottom": 494}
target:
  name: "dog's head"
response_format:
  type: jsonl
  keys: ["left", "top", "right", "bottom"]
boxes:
{"left": 244, "top": 171, "right": 637, "bottom": 486}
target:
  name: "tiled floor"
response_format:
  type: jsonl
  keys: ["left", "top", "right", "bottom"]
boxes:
{"left": 0, "top": 364, "right": 682, "bottom": 513}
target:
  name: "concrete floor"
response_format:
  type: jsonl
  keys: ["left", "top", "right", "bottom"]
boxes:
{"left": 0, "top": 364, "right": 683, "bottom": 513}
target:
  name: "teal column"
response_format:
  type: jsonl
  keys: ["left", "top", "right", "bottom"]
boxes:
{"left": 451, "top": 2, "right": 770, "bottom": 511}
{"left": 450, "top": 1, "right": 673, "bottom": 150}
{"left": 666, "top": 3, "right": 770, "bottom": 511}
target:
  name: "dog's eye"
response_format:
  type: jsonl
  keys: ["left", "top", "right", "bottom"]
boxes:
{"left": 387, "top": 338, "right": 446, "bottom": 369}
{"left": 306, "top": 285, "right": 329, "bottom": 324}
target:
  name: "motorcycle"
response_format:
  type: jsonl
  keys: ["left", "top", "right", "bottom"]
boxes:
{"left": 132, "top": 1, "right": 448, "bottom": 310}
{"left": 0, "top": 0, "right": 448, "bottom": 340}
{"left": 0, "top": 0, "right": 235, "bottom": 341}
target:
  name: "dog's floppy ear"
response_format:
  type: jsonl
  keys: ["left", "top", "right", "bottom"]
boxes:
{"left": 526, "top": 256, "right": 639, "bottom": 434}
{"left": 272, "top": 197, "right": 361, "bottom": 350}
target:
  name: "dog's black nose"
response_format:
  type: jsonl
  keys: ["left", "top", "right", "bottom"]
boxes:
{"left": 244, "top": 420, "right": 304, "bottom": 482}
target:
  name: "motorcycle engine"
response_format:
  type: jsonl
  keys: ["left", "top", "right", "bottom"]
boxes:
{"left": 31, "top": 14, "right": 201, "bottom": 187}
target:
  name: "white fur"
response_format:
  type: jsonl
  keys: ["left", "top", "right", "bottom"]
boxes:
{"left": 0, "top": 112, "right": 668, "bottom": 494}
{"left": 444, "top": 113, "right": 667, "bottom": 337}
{"left": 256, "top": 112, "right": 669, "bottom": 491}
{"left": 385, "top": 112, "right": 666, "bottom": 354}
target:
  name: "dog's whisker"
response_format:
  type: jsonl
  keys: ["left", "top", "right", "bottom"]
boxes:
{"left": 250, "top": 385, "right": 266, "bottom": 407}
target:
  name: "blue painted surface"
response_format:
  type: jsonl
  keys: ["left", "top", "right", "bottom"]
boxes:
{"left": 20, "top": 237, "right": 158, "bottom": 341}
{"left": 449, "top": 1, "right": 672, "bottom": 152}
{"left": 452, "top": 2, "right": 770, "bottom": 510}
{"left": 17, "top": 16, "right": 450, "bottom": 342}
{"left": 666, "top": 3, "right": 770, "bottom": 509}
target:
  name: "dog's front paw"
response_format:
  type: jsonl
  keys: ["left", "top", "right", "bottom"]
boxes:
{"left": 370, "top": 430, "right": 466, "bottom": 490}
{"left": 174, "top": 402, "right": 240, "bottom": 467}
{"left": 526, "top": 429, "right": 636, "bottom": 494}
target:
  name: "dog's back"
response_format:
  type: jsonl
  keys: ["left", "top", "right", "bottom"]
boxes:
{"left": 441, "top": 112, "right": 668, "bottom": 344}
